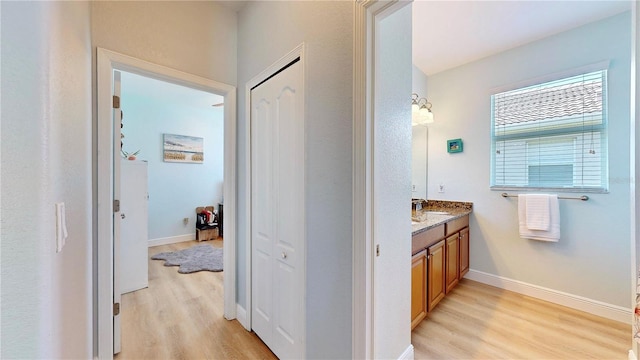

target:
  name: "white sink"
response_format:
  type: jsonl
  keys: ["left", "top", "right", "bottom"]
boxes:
{"left": 425, "top": 211, "right": 449, "bottom": 215}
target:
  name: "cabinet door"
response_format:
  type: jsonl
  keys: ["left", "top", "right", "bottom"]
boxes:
{"left": 427, "top": 240, "right": 445, "bottom": 312}
{"left": 459, "top": 227, "right": 470, "bottom": 278}
{"left": 251, "top": 61, "right": 304, "bottom": 359}
{"left": 120, "top": 160, "right": 148, "bottom": 294}
{"left": 445, "top": 233, "right": 459, "bottom": 293}
{"left": 411, "top": 250, "right": 427, "bottom": 329}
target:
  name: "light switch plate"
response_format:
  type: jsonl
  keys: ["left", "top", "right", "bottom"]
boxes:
{"left": 55, "top": 202, "right": 68, "bottom": 253}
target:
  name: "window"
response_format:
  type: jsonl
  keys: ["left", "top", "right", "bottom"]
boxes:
{"left": 491, "top": 69, "right": 608, "bottom": 192}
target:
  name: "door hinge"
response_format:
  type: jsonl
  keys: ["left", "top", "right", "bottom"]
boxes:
{"left": 376, "top": 244, "right": 380, "bottom": 257}
{"left": 113, "top": 95, "right": 120, "bottom": 109}
{"left": 114, "top": 199, "right": 120, "bottom": 213}
{"left": 113, "top": 302, "right": 120, "bottom": 316}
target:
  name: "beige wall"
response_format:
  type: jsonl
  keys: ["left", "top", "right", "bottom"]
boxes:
{"left": 91, "top": 1, "right": 238, "bottom": 86}
{"left": 1, "top": 1, "right": 93, "bottom": 358}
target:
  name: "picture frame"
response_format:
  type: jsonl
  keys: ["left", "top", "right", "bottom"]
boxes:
{"left": 163, "top": 134, "right": 204, "bottom": 163}
{"left": 447, "top": 138, "right": 463, "bottom": 153}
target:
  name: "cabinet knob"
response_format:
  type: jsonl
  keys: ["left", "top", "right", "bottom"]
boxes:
{"left": 121, "top": 213, "right": 126, "bottom": 219}
{"left": 282, "top": 252, "right": 288, "bottom": 259}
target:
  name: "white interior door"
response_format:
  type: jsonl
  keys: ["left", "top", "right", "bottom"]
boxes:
{"left": 120, "top": 160, "right": 149, "bottom": 294}
{"left": 112, "top": 70, "right": 122, "bottom": 355}
{"left": 251, "top": 60, "right": 304, "bottom": 359}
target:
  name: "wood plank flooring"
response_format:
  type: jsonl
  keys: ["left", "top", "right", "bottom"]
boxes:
{"left": 117, "top": 241, "right": 630, "bottom": 359}
{"left": 115, "top": 240, "right": 277, "bottom": 360}
{"left": 413, "top": 279, "right": 631, "bottom": 359}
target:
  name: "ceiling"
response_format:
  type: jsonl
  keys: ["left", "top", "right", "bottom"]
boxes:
{"left": 412, "top": 0, "right": 632, "bottom": 76}
{"left": 121, "top": 1, "right": 632, "bottom": 89}
{"left": 120, "top": 71, "right": 224, "bottom": 109}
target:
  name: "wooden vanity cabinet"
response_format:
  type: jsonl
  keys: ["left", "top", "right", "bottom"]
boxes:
{"left": 411, "top": 250, "right": 427, "bottom": 329}
{"left": 445, "top": 233, "right": 459, "bottom": 293}
{"left": 411, "top": 214, "right": 470, "bottom": 329}
{"left": 459, "top": 227, "right": 469, "bottom": 278}
{"left": 427, "top": 240, "right": 446, "bottom": 312}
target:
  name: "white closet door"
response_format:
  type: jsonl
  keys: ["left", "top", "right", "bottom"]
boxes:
{"left": 251, "top": 60, "right": 304, "bottom": 360}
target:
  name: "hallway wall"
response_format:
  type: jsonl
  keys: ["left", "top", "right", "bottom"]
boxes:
{"left": 1, "top": 1, "right": 93, "bottom": 358}
{"left": 91, "top": 1, "right": 238, "bottom": 86}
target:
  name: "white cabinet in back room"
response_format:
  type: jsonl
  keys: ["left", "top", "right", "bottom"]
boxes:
{"left": 120, "top": 160, "right": 149, "bottom": 294}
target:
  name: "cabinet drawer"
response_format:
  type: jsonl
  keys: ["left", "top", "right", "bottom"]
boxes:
{"left": 412, "top": 224, "right": 445, "bottom": 254}
{"left": 446, "top": 215, "right": 469, "bottom": 236}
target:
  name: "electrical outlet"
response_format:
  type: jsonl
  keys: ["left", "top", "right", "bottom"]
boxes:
{"left": 183, "top": 217, "right": 189, "bottom": 225}
{"left": 438, "top": 184, "right": 445, "bottom": 193}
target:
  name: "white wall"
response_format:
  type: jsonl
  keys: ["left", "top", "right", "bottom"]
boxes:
{"left": 412, "top": 65, "right": 429, "bottom": 200}
{"left": 1, "top": 1, "right": 93, "bottom": 358}
{"left": 91, "top": 1, "right": 238, "bottom": 86}
{"left": 120, "top": 74, "right": 224, "bottom": 242}
{"left": 427, "top": 12, "right": 632, "bottom": 307}
{"left": 374, "top": 4, "right": 413, "bottom": 358}
{"left": 237, "top": 2, "right": 353, "bottom": 358}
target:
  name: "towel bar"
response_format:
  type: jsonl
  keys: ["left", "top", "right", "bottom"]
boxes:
{"left": 501, "top": 192, "right": 589, "bottom": 201}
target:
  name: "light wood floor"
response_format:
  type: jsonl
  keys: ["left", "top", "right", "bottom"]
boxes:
{"left": 117, "top": 242, "right": 630, "bottom": 359}
{"left": 115, "top": 240, "right": 277, "bottom": 360}
{"left": 413, "top": 279, "right": 631, "bottom": 359}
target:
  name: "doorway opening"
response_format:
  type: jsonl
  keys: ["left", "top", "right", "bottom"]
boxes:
{"left": 116, "top": 70, "right": 225, "bottom": 355}
{"left": 96, "top": 48, "right": 237, "bottom": 359}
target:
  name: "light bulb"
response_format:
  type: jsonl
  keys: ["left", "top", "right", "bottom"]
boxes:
{"left": 423, "top": 109, "right": 434, "bottom": 124}
{"left": 412, "top": 110, "right": 420, "bottom": 126}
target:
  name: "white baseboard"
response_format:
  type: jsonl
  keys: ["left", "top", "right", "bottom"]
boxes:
{"left": 236, "top": 304, "right": 250, "bottom": 331}
{"left": 398, "top": 344, "right": 414, "bottom": 360}
{"left": 148, "top": 233, "right": 195, "bottom": 247}
{"left": 465, "top": 269, "right": 632, "bottom": 324}
{"left": 629, "top": 350, "right": 637, "bottom": 360}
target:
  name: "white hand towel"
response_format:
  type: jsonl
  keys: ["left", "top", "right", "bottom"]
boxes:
{"left": 525, "top": 194, "right": 550, "bottom": 231}
{"left": 518, "top": 194, "right": 560, "bottom": 242}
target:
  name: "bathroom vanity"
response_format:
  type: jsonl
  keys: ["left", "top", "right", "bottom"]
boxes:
{"left": 411, "top": 200, "right": 472, "bottom": 329}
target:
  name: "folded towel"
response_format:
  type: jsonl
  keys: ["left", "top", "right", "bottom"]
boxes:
{"left": 525, "top": 194, "right": 550, "bottom": 230}
{"left": 518, "top": 194, "right": 560, "bottom": 242}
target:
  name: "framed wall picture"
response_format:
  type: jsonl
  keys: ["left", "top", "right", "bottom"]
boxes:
{"left": 163, "top": 134, "right": 204, "bottom": 163}
{"left": 447, "top": 138, "right": 463, "bottom": 153}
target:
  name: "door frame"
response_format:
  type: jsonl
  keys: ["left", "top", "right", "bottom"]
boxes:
{"left": 241, "top": 43, "right": 305, "bottom": 332}
{"left": 96, "top": 48, "right": 237, "bottom": 359}
{"left": 353, "top": 1, "right": 411, "bottom": 358}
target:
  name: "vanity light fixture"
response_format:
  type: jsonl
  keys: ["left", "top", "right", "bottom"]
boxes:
{"left": 411, "top": 93, "right": 434, "bottom": 126}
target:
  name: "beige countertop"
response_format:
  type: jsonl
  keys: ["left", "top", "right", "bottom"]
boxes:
{"left": 411, "top": 200, "right": 473, "bottom": 235}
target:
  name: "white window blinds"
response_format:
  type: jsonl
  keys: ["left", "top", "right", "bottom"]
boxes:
{"left": 491, "top": 70, "right": 608, "bottom": 191}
